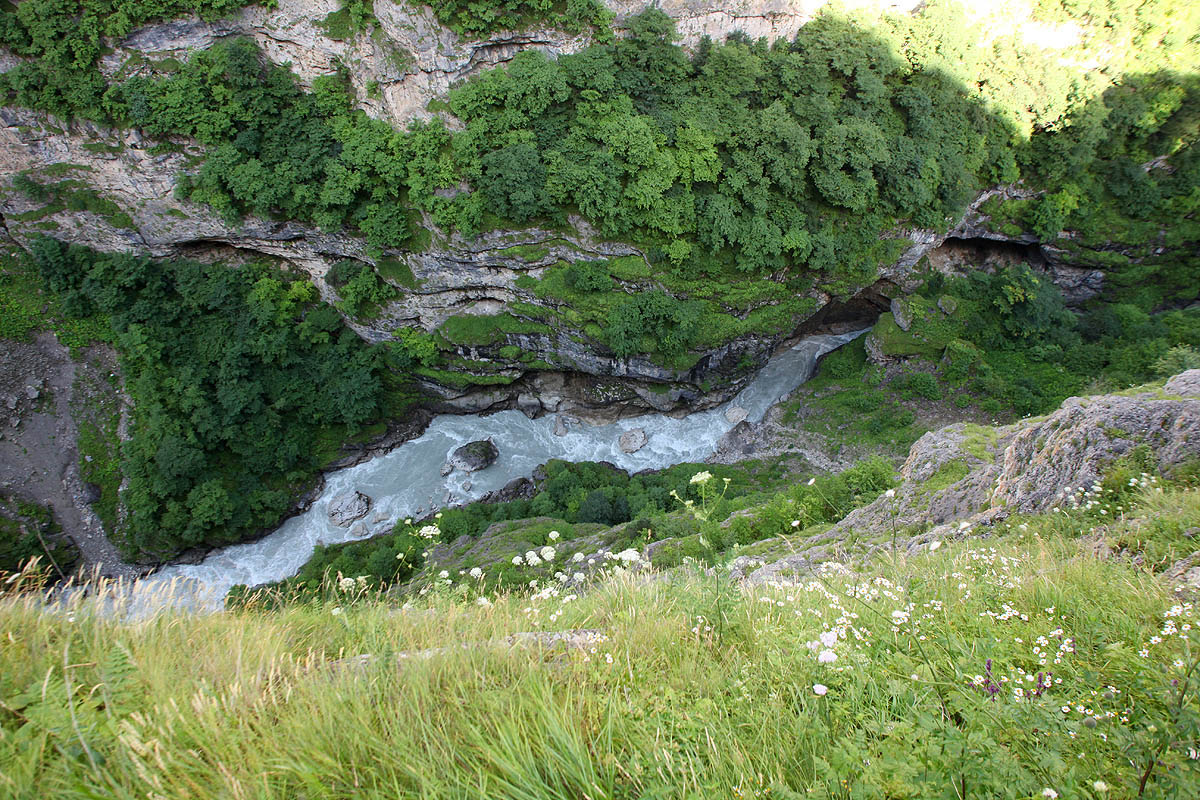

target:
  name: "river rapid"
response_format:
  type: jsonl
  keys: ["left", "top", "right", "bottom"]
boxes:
{"left": 130, "top": 329, "right": 866, "bottom": 611}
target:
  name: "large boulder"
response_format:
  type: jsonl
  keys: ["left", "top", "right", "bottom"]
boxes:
{"left": 618, "top": 428, "right": 648, "bottom": 454}
{"left": 724, "top": 406, "right": 748, "bottom": 425}
{"left": 450, "top": 439, "right": 499, "bottom": 472}
{"left": 328, "top": 490, "right": 371, "bottom": 527}
{"left": 1166, "top": 369, "right": 1200, "bottom": 397}
{"left": 890, "top": 297, "right": 914, "bottom": 331}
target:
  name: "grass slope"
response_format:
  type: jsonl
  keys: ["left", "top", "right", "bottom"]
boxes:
{"left": 2, "top": 486, "right": 1198, "bottom": 797}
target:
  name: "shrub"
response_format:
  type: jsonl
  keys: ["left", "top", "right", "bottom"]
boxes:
{"left": 1154, "top": 345, "right": 1200, "bottom": 378}
{"left": 563, "top": 262, "right": 613, "bottom": 293}
{"left": 897, "top": 372, "right": 941, "bottom": 401}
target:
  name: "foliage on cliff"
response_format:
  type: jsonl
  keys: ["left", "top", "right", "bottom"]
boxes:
{"left": 3, "top": 4, "right": 1196, "bottom": 366}
{"left": 0, "top": 0, "right": 264, "bottom": 121}
{"left": 27, "top": 238, "right": 400, "bottom": 561}
{"left": 427, "top": 0, "right": 611, "bottom": 38}
{"left": 857, "top": 266, "right": 1200, "bottom": 416}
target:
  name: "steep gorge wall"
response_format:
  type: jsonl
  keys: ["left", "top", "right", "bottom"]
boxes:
{"left": 0, "top": 0, "right": 1119, "bottom": 418}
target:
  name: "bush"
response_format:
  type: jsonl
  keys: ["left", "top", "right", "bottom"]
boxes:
{"left": 896, "top": 372, "right": 941, "bottom": 401}
{"left": 564, "top": 262, "right": 613, "bottom": 293}
{"left": 818, "top": 338, "right": 867, "bottom": 379}
{"left": 1154, "top": 345, "right": 1200, "bottom": 378}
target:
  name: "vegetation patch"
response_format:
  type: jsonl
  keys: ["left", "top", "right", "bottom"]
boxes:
{"left": 0, "top": 495, "right": 77, "bottom": 578}
{"left": 31, "top": 238, "right": 396, "bottom": 562}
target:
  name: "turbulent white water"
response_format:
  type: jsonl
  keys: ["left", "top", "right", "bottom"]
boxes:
{"left": 132, "top": 329, "right": 866, "bottom": 610}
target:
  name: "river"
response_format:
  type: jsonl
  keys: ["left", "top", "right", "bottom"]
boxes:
{"left": 129, "top": 329, "right": 866, "bottom": 610}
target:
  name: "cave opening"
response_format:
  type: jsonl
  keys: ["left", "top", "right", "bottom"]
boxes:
{"left": 799, "top": 284, "right": 891, "bottom": 335}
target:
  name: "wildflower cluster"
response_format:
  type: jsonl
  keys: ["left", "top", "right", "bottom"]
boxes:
{"left": 1055, "top": 473, "right": 1160, "bottom": 518}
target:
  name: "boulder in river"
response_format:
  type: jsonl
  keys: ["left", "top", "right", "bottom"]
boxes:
{"left": 724, "top": 406, "right": 748, "bottom": 425}
{"left": 349, "top": 521, "right": 369, "bottom": 538}
{"left": 618, "top": 428, "right": 648, "bottom": 454}
{"left": 328, "top": 490, "right": 371, "bottom": 527}
{"left": 450, "top": 439, "right": 499, "bottom": 472}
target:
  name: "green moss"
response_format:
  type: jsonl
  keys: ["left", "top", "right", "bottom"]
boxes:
{"left": 76, "top": 404, "right": 121, "bottom": 535}
{"left": 11, "top": 175, "right": 137, "bottom": 230}
{"left": 437, "top": 313, "right": 552, "bottom": 348}
{"left": 960, "top": 424, "right": 1000, "bottom": 463}
{"left": 414, "top": 367, "right": 518, "bottom": 388}
{"left": 918, "top": 459, "right": 970, "bottom": 496}
{"left": 500, "top": 243, "right": 551, "bottom": 262}
{"left": 376, "top": 257, "right": 419, "bottom": 289}
{"left": 81, "top": 140, "right": 124, "bottom": 155}
{"left": 869, "top": 302, "right": 955, "bottom": 362}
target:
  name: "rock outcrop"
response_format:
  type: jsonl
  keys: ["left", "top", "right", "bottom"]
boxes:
{"left": 736, "top": 372, "right": 1200, "bottom": 583}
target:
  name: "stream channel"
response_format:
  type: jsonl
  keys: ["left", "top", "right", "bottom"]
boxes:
{"left": 131, "top": 329, "right": 867, "bottom": 610}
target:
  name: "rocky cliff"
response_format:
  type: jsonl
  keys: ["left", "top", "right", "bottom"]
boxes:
{"left": 0, "top": 0, "right": 1127, "bottom": 418}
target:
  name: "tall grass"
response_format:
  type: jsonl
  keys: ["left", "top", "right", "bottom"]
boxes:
{"left": 2, "top": 490, "right": 1199, "bottom": 798}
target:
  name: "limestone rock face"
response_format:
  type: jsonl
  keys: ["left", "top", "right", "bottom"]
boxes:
{"left": 890, "top": 297, "right": 913, "bottom": 331}
{"left": 449, "top": 439, "right": 500, "bottom": 472}
{"left": 618, "top": 428, "right": 648, "bottom": 453}
{"left": 328, "top": 490, "right": 372, "bottom": 527}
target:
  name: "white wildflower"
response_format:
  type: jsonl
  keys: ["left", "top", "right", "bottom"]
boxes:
{"left": 884, "top": 488, "right": 896, "bottom": 498}
{"left": 548, "top": 530, "right": 560, "bottom": 541}
{"left": 616, "top": 548, "right": 641, "bottom": 564}
{"left": 469, "top": 567, "right": 483, "bottom": 579}
{"left": 690, "top": 470, "right": 713, "bottom": 485}
{"left": 539, "top": 545, "right": 556, "bottom": 561}
{"left": 812, "top": 683, "right": 828, "bottom": 696}
{"left": 512, "top": 555, "right": 524, "bottom": 565}
{"left": 818, "top": 649, "right": 837, "bottom": 664}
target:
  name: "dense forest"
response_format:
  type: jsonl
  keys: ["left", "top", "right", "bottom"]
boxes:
{"left": 1, "top": 0, "right": 1198, "bottom": 561}
{"left": 27, "top": 238, "right": 399, "bottom": 561}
